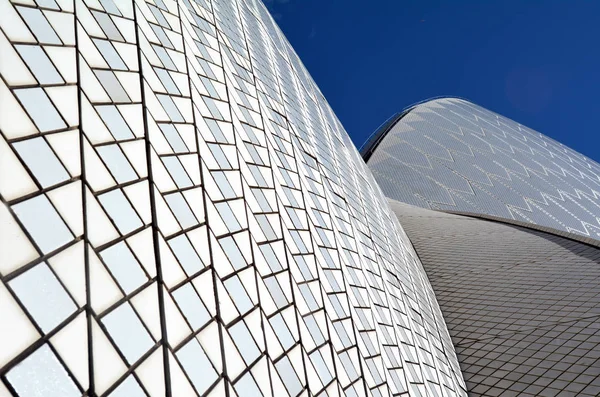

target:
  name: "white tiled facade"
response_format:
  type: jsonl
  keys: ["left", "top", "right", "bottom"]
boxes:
{"left": 366, "top": 98, "right": 600, "bottom": 239}
{"left": 0, "top": 0, "right": 465, "bottom": 396}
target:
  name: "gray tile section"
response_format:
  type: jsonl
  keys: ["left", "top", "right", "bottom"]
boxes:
{"left": 388, "top": 199, "right": 600, "bottom": 397}
{"left": 367, "top": 98, "right": 600, "bottom": 240}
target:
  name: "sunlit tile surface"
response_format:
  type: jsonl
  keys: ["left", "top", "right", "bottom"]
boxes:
{"left": 0, "top": 0, "right": 466, "bottom": 396}
{"left": 365, "top": 98, "right": 600, "bottom": 239}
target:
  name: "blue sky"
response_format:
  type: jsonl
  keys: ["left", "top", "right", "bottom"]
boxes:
{"left": 263, "top": 0, "right": 600, "bottom": 162}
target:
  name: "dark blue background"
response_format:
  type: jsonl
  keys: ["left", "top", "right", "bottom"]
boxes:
{"left": 263, "top": 0, "right": 600, "bottom": 162}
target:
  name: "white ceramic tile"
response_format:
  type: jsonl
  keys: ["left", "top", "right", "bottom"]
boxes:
{"left": 0, "top": 1, "right": 35, "bottom": 42}
{"left": 0, "top": 282, "right": 40, "bottom": 367}
{"left": 89, "top": 249, "right": 123, "bottom": 313}
{"left": 47, "top": 181, "right": 84, "bottom": 236}
{"left": 44, "top": 11, "right": 75, "bottom": 45}
{"left": 163, "top": 285, "right": 191, "bottom": 346}
{"left": 135, "top": 347, "right": 165, "bottom": 397}
{"left": 98, "top": 188, "right": 143, "bottom": 235}
{"left": 0, "top": 136, "right": 37, "bottom": 201}
{"left": 6, "top": 344, "right": 80, "bottom": 397}
{"left": 102, "top": 302, "right": 155, "bottom": 364}
{"left": 100, "top": 241, "right": 148, "bottom": 294}
{"left": 10, "top": 262, "right": 77, "bottom": 333}
{"left": 14, "top": 137, "right": 70, "bottom": 188}
{"left": 92, "top": 318, "right": 127, "bottom": 394}
{"left": 0, "top": 81, "right": 40, "bottom": 139}
{"left": 107, "top": 375, "right": 146, "bottom": 397}
{"left": 12, "top": 194, "right": 73, "bottom": 254}
{"left": 46, "top": 85, "right": 79, "bottom": 127}
{"left": 175, "top": 338, "right": 218, "bottom": 394}
{"left": 47, "top": 241, "right": 86, "bottom": 306}
{"left": 50, "top": 313, "right": 89, "bottom": 389}
{"left": 17, "top": 8, "right": 61, "bottom": 44}
{"left": 168, "top": 351, "right": 197, "bottom": 397}
{"left": 0, "top": 35, "right": 35, "bottom": 85}
{"left": 46, "top": 130, "right": 81, "bottom": 178}
{"left": 85, "top": 188, "right": 120, "bottom": 247}
{"left": 130, "top": 283, "right": 161, "bottom": 340}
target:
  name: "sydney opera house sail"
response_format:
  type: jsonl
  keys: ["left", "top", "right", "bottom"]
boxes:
{"left": 3, "top": 0, "right": 600, "bottom": 395}
{"left": 363, "top": 97, "right": 600, "bottom": 240}
{"left": 0, "top": 0, "right": 466, "bottom": 396}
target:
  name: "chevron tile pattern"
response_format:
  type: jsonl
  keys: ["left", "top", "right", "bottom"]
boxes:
{"left": 367, "top": 98, "right": 600, "bottom": 239}
{"left": 0, "top": 0, "right": 466, "bottom": 396}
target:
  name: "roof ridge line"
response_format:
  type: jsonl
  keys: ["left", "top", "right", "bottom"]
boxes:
{"left": 440, "top": 209, "right": 600, "bottom": 249}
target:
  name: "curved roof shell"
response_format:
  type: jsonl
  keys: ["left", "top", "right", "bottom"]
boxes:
{"left": 365, "top": 98, "right": 600, "bottom": 239}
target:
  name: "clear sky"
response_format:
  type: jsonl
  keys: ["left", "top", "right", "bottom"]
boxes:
{"left": 263, "top": 0, "right": 600, "bottom": 162}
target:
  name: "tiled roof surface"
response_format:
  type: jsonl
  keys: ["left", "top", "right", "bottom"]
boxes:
{"left": 368, "top": 98, "right": 600, "bottom": 240}
{"left": 389, "top": 200, "right": 600, "bottom": 396}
